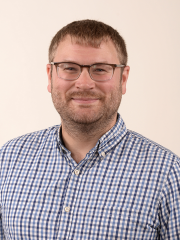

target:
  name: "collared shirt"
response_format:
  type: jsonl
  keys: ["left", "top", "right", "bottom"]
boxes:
{"left": 0, "top": 114, "right": 180, "bottom": 239}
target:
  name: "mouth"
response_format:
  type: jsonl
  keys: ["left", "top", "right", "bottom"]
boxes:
{"left": 72, "top": 98, "right": 99, "bottom": 104}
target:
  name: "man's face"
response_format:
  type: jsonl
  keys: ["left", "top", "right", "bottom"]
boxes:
{"left": 47, "top": 36, "right": 129, "bottom": 128}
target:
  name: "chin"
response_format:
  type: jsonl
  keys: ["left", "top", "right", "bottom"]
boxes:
{"left": 70, "top": 114, "right": 102, "bottom": 125}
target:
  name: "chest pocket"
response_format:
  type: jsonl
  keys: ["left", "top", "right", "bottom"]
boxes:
{"left": 73, "top": 205, "right": 159, "bottom": 239}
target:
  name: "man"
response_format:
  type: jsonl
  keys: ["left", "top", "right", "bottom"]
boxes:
{"left": 0, "top": 20, "right": 180, "bottom": 239}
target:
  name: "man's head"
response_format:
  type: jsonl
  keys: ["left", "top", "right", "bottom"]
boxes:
{"left": 48, "top": 19, "right": 128, "bottom": 65}
{"left": 47, "top": 20, "right": 130, "bottom": 135}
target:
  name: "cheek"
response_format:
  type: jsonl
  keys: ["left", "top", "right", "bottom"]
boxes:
{"left": 98, "top": 82, "right": 118, "bottom": 96}
{"left": 52, "top": 78, "right": 74, "bottom": 94}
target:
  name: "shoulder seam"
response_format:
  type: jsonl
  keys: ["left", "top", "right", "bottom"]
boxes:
{"left": 127, "top": 129, "right": 179, "bottom": 159}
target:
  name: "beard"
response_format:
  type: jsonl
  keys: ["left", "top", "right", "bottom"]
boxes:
{"left": 51, "top": 82, "right": 122, "bottom": 135}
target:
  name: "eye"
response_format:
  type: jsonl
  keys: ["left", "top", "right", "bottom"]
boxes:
{"left": 94, "top": 68, "right": 106, "bottom": 72}
{"left": 91, "top": 64, "right": 111, "bottom": 75}
{"left": 59, "top": 63, "right": 79, "bottom": 73}
{"left": 64, "top": 67, "right": 77, "bottom": 71}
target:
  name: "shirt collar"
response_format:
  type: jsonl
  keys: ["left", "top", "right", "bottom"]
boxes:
{"left": 94, "top": 113, "right": 127, "bottom": 155}
{"left": 56, "top": 113, "right": 127, "bottom": 155}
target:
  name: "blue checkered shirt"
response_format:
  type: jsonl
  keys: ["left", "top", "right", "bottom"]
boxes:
{"left": 0, "top": 114, "right": 180, "bottom": 239}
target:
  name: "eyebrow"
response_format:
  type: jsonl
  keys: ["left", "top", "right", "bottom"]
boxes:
{"left": 56, "top": 60, "right": 111, "bottom": 65}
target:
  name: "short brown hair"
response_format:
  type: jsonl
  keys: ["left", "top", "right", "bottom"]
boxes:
{"left": 48, "top": 19, "right": 128, "bottom": 65}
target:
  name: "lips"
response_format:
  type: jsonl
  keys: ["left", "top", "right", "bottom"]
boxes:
{"left": 72, "top": 98, "right": 99, "bottom": 104}
{"left": 68, "top": 91, "right": 102, "bottom": 104}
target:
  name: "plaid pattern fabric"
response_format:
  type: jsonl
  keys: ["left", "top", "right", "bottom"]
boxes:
{"left": 0, "top": 114, "right": 180, "bottom": 239}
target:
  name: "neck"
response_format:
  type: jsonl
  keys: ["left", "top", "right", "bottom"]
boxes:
{"left": 61, "top": 115, "right": 117, "bottom": 163}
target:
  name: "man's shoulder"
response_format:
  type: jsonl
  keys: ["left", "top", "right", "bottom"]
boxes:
{"left": 126, "top": 129, "right": 179, "bottom": 161}
{"left": 0, "top": 125, "right": 60, "bottom": 154}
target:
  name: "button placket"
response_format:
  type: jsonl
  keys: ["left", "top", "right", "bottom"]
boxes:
{"left": 57, "top": 171, "right": 83, "bottom": 239}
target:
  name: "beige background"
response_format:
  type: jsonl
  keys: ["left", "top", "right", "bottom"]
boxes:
{"left": 0, "top": 0, "right": 180, "bottom": 156}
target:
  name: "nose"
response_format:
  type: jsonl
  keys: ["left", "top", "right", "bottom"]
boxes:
{"left": 74, "top": 67, "right": 95, "bottom": 90}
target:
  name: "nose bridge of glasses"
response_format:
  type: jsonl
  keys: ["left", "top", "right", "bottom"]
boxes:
{"left": 75, "top": 64, "right": 96, "bottom": 88}
{"left": 79, "top": 65, "right": 92, "bottom": 78}
{"left": 80, "top": 64, "right": 91, "bottom": 71}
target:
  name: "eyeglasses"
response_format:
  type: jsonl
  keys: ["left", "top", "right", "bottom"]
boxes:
{"left": 50, "top": 62, "right": 125, "bottom": 81}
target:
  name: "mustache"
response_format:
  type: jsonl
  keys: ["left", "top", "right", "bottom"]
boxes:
{"left": 66, "top": 91, "right": 104, "bottom": 99}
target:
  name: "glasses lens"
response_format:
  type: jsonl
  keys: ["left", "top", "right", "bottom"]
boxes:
{"left": 57, "top": 63, "right": 81, "bottom": 80}
{"left": 90, "top": 64, "right": 113, "bottom": 81}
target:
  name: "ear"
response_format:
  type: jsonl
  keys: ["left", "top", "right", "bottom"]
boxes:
{"left": 121, "top": 66, "right": 130, "bottom": 95}
{"left": 46, "top": 64, "right": 52, "bottom": 93}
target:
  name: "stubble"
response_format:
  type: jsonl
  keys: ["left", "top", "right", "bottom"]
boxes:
{"left": 51, "top": 81, "right": 122, "bottom": 138}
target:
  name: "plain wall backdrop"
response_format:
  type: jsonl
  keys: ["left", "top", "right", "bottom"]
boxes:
{"left": 0, "top": 0, "right": 180, "bottom": 156}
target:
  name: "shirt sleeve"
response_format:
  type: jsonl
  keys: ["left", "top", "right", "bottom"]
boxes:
{"left": 0, "top": 148, "right": 5, "bottom": 239}
{"left": 159, "top": 159, "right": 180, "bottom": 239}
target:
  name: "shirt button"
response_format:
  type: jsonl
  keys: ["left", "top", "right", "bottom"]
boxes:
{"left": 65, "top": 206, "right": 70, "bottom": 213}
{"left": 101, "top": 152, "right": 106, "bottom": 157}
{"left": 74, "top": 170, "right": 80, "bottom": 176}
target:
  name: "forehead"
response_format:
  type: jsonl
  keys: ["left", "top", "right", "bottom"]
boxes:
{"left": 54, "top": 35, "right": 120, "bottom": 64}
